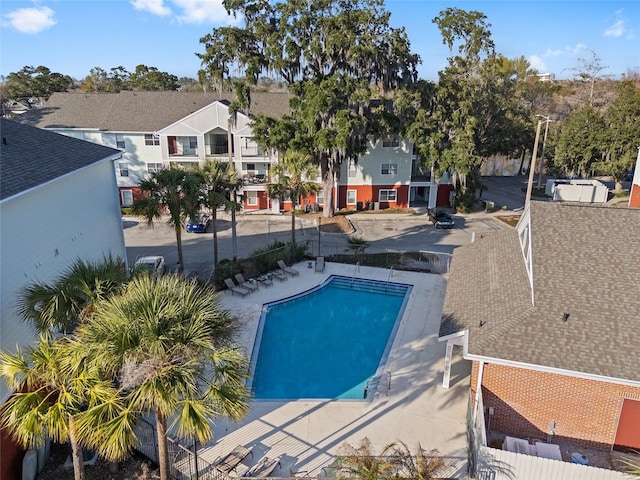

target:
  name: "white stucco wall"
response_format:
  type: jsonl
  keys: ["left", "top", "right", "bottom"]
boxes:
{"left": 0, "top": 159, "right": 127, "bottom": 402}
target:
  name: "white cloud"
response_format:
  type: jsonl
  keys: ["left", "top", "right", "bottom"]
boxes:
{"left": 605, "top": 20, "right": 625, "bottom": 38}
{"left": 2, "top": 6, "right": 56, "bottom": 34}
{"left": 567, "top": 43, "right": 588, "bottom": 56}
{"left": 131, "top": 0, "right": 172, "bottom": 17}
{"left": 172, "top": 0, "right": 232, "bottom": 24}
{"left": 541, "top": 48, "right": 562, "bottom": 58}
{"left": 528, "top": 55, "right": 547, "bottom": 72}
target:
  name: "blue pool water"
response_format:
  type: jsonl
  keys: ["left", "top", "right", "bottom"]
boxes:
{"left": 250, "top": 275, "right": 411, "bottom": 400}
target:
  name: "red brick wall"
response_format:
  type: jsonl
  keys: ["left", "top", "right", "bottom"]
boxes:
{"left": 629, "top": 183, "right": 640, "bottom": 208}
{"left": 0, "top": 428, "right": 23, "bottom": 480}
{"left": 472, "top": 361, "right": 640, "bottom": 450}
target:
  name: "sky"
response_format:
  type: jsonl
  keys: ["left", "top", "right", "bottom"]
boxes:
{"left": 1, "top": 0, "right": 639, "bottom": 83}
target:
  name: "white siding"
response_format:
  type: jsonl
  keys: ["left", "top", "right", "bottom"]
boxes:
{"left": 0, "top": 159, "right": 126, "bottom": 402}
{"left": 479, "top": 447, "right": 635, "bottom": 480}
{"left": 51, "top": 128, "right": 163, "bottom": 188}
{"left": 339, "top": 137, "right": 413, "bottom": 186}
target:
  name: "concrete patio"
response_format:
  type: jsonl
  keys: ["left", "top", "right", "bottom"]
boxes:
{"left": 197, "top": 261, "right": 471, "bottom": 477}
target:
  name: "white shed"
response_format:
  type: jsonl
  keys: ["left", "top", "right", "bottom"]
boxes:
{"left": 545, "top": 178, "right": 609, "bottom": 203}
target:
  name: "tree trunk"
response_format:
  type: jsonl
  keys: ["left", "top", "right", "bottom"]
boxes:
{"left": 291, "top": 208, "right": 296, "bottom": 245}
{"left": 614, "top": 180, "right": 622, "bottom": 193}
{"left": 156, "top": 412, "right": 170, "bottom": 480}
{"left": 322, "top": 160, "right": 336, "bottom": 218}
{"left": 68, "top": 417, "right": 85, "bottom": 480}
{"left": 174, "top": 226, "right": 184, "bottom": 274}
{"left": 517, "top": 148, "right": 526, "bottom": 175}
{"left": 212, "top": 208, "right": 219, "bottom": 266}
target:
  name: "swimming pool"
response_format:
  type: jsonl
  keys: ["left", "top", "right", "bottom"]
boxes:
{"left": 249, "top": 275, "right": 411, "bottom": 400}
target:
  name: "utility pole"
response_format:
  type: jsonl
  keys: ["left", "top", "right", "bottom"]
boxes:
{"left": 525, "top": 119, "right": 543, "bottom": 210}
{"left": 536, "top": 115, "right": 552, "bottom": 189}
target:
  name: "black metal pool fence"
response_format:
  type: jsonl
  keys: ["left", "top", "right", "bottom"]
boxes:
{"left": 207, "top": 241, "right": 451, "bottom": 288}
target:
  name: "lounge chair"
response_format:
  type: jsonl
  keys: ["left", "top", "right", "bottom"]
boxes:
{"left": 224, "top": 278, "right": 250, "bottom": 297}
{"left": 277, "top": 260, "right": 300, "bottom": 277}
{"left": 271, "top": 269, "right": 287, "bottom": 281}
{"left": 243, "top": 456, "right": 281, "bottom": 477}
{"left": 214, "top": 445, "right": 253, "bottom": 474}
{"left": 235, "top": 273, "right": 258, "bottom": 292}
{"left": 315, "top": 256, "right": 325, "bottom": 273}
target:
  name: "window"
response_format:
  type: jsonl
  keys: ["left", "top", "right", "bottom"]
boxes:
{"left": 115, "top": 134, "right": 126, "bottom": 149}
{"left": 189, "top": 138, "right": 198, "bottom": 150}
{"left": 246, "top": 191, "right": 258, "bottom": 206}
{"left": 382, "top": 136, "right": 399, "bottom": 148}
{"left": 316, "top": 190, "right": 324, "bottom": 206}
{"left": 144, "top": 134, "right": 160, "bottom": 146}
{"left": 245, "top": 163, "right": 256, "bottom": 171}
{"left": 379, "top": 189, "right": 397, "bottom": 202}
{"left": 348, "top": 162, "right": 357, "bottom": 178}
{"left": 120, "top": 190, "right": 133, "bottom": 206}
{"left": 347, "top": 190, "right": 357, "bottom": 205}
{"left": 381, "top": 163, "right": 398, "bottom": 175}
{"left": 147, "top": 163, "right": 163, "bottom": 173}
{"left": 118, "top": 163, "right": 129, "bottom": 177}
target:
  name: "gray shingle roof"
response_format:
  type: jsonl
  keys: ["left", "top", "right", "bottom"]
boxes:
{"left": 14, "top": 91, "right": 292, "bottom": 132}
{"left": 1, "top": 118, "right": 121, "bottom": 201}
{"left": 441, "top": 201, "right": 640, "bottom": 382}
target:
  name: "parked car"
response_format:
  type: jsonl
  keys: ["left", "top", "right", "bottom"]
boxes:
{"left": 428, "top": 209, "right": 455, "bottom": 229}
{"left": 186, "top": 214, "right": 210, "bottom": 233}
{"left": 133, "top": 256, "right": 165, "bottom": 278}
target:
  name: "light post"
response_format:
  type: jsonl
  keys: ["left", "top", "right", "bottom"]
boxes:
{"left": 317, "top": 217, "right": 321, "bottom": 256}
{"left": 536, "top": 114, "right": 553, "bottom": 189}
{"left": 228, "top": 114, "right": 237, "bottom": 258}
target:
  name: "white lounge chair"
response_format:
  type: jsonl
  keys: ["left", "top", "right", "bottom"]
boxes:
{"left": 224, "top": 278, "right": 250, "bottom": 297}
{"left": 243, "top": 455, "right": 281, "bottom": 477}
{"left": 214, "top": 445, "right": 253, "bottom": 474}
{"left": 277, "top": 260, "right": 300, "bottom": 276}
{"left": 235, "top": 273, "right": 258, "bottom": 291}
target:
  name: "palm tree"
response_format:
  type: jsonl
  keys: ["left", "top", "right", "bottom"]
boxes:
{"left": 336, "top": 437, "right": 398, "bottom": 480}
{"left": 193, "top": 160, "right": 242, "bottom": 267}
{"left": 268, "top": 150, "right": 320, "bottom": 245}
{"left": 133, "top": 168, "right": 201, "bottom": 274}
{"left": 78, "top": 275, "right": 251, "bottom": 480}
{"left": 16, "top": 254, "right": 127, "bottom": 337}
{"left": 0, "top": 336, "right": 124, "bottom": 480}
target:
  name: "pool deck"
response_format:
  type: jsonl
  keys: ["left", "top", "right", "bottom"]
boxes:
{"left": 200, "top": 262, "right": 471, "bottom": 477}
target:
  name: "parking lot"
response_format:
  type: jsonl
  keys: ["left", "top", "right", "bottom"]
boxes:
{"left": 123, "top": 207, "right": 511, "bottom": 279}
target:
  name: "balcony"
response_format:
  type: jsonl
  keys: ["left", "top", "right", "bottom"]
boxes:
{"left": 411, "top": 165, "right": 432, "bottom": 182}
{"left": 240, "top": 145, "right": 265, "bottom": 157}
{"left": 242, "top": 174, "right": 269, "bottom": 185}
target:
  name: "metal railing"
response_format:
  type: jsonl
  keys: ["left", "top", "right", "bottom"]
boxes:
{"left": 133, "top": 418, "right": 467, "bottom": 480}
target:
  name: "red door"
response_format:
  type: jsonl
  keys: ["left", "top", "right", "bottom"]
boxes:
{"left": 259, "top": 191, "right": 269, "bottom": 210}
{"left": 614, "top": 399, "right": 640, "bottom": 452}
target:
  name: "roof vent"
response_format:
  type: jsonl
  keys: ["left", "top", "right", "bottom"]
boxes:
{"left": 562, "top": 313, "right": 570, "bottom": 322}
{"left": 2, "top": 137, "right": 6, "bottom": 145}
{"left": 479, "top": 320, "right": 486, "bottom": 327}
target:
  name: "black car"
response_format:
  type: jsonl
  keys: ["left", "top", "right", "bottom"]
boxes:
{"left": 428, "top": 209, "right": 455, "bottom": 229}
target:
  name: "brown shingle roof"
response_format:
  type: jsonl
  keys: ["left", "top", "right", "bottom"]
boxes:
{"left": 441, "top": 201, "right": 640, "bottom": 382}
{"left": 14, "top": 91, "right": 292, "bottom": 132}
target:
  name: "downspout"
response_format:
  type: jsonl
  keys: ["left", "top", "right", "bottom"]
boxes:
{"left": 473, "top": 360, "right": 485, "bottom": 423}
